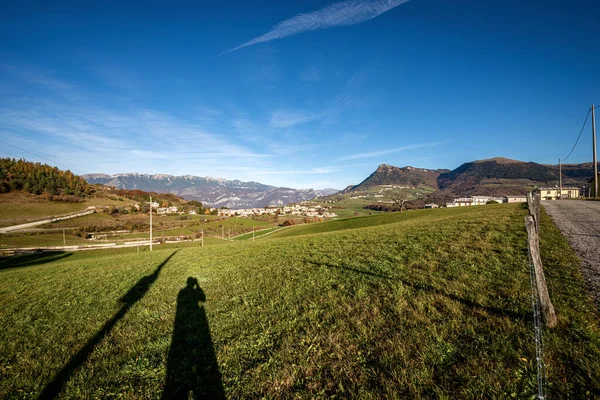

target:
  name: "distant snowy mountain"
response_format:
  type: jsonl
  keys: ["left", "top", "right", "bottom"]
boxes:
{"left": 83, "top": 173, "right": 338, "bottom": 209}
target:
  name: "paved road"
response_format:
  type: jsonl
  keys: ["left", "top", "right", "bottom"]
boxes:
{"left": 543, "top": 200, "right": 600, "bottom": 308}
{"left": 0, "top": 209, "right": 95, "bottom": 233}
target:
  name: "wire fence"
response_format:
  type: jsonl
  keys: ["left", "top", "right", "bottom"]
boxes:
{"left": 525, "top": 191, "right": 557, "bottom": 399}
{"left": 527, "top": 244, "right": 548, "bottom": 399}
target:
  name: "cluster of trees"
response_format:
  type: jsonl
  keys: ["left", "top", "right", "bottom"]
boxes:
{"left": 0, "top": 158, "right": 90, "bottom": 197}
{"left": 364, "top": 189, "right": 410, "bottom": 213}
{"left": 185, "top": 200, "right": 209, "bottom": 214}
{"left": 112, "top": 189, "right": 183, "bottom": 206}
{"left": 73, "top": 221, "right": 150, "bottom": 237}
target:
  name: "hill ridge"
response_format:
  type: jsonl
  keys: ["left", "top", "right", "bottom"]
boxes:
{"left": 343, "top": 158, "right": 594, "bottom": 200}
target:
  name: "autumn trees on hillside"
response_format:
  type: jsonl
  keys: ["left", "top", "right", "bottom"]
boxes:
{"left": 0, "top": 158, "right": 90, "bottom": 197}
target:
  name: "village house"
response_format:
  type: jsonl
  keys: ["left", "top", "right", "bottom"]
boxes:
{"left": 445, "top": 195, "right": 520, "bottom": 208}
{"left": 534, "top": 187, "right": 580, "bottom": 200}
{"left": 156, "top": 206, "right": 180, "bottom": 214}
{"left": 452, "top": 197, "right": 475, "bottom": 207}
{"left": 505, "top": 196, "right": 527, "bottom": 203}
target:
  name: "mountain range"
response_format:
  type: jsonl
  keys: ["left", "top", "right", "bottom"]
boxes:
{"left": 348, "top": 157, "right": 593, "bottom": 195}
{"left": 83, "top": 173, "right": 338, "bottom": 209}
{"left": 350, "top": 157, "right": 594, "bottom": 208}
{"left": 84, "top": 157, "right": 595, "bottom": 209}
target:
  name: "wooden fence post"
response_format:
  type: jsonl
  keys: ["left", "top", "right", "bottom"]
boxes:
{"left": 525, "top": 215, "right": 557, "bottom": 328}
{"left": 533, "top": 191, "right": 541, "bottom": 233}
{"left": 527, "top": 191, "right": 541, "bottom": 234}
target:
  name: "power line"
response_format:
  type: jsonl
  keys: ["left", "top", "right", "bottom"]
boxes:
{"left": 0, "top": 139, "right": 83, "bottom": 175}
{"left": 561, "top": 108, "right": 592, "bottom": 162}
{"left": 0, "top": 149, "right": 20, "bottom": 158}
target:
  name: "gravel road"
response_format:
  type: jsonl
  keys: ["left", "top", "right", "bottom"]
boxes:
{"left": 543, "top": 200, "right": 600, "bottom": 308}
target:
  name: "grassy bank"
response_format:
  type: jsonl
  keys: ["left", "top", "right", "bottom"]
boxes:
{"left": 0, "top": 204, "right": 598, "bottom": 398}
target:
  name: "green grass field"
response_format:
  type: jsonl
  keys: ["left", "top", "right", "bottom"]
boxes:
{"left": 0, "top": 203, "right": 277, "bottom": 249}
{"left": 0, "top": 232, "right": 90, "bottom": 248}
{"left": 315, "top": 185, "right": 437, "bottom": 219}
{"left": 0, "top": 203, "right": 90, "bottom": 228}
{"left": 231, "top": 227, "right": 283, "bottom": 241}
{"left": 0, "top": 192, "right": 138, "bottom": 228}
{"left": 0, "top": 204, "right": 598, "bottom": 398}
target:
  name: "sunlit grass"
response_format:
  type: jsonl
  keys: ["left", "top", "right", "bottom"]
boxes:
{"left": 0, "top": 204, "right": 598, "bottom": 398}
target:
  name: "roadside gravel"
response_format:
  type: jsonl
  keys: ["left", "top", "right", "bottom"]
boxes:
{"left": 543, "top": 200, "right": 600, "bottom": 308}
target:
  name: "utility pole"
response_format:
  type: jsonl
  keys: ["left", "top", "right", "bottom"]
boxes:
{"left": 148, "top": 196, "right": 153, "bottom": 251}
{"left": 593, "top": 105, "right": 598, "bottom": 198}
{"left": 222, "top": 226, "right": 224, "bottom": 240}
{"left": 63, "top": 228, "right": 66, "bottom": 246}
{"left": 559, "top": 158, "right": 562, "bottom": 199}
{"left": 201, "top": 229, "right": 204, "bottom": 247}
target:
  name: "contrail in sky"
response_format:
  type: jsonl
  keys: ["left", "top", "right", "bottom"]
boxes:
{"left": 223, "top": 0, "right": 411, "bottom": 54}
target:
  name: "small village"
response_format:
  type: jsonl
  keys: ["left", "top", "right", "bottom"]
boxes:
{"left": 129, "top": 201, "right": 339, "bottom": 219}
{"left": 218, "top": 203, "right": 338, "bottom": 218}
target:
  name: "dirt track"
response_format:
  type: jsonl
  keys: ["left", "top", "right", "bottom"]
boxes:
{"left": 543, "top": 200, "right": 600, "bottom": 308}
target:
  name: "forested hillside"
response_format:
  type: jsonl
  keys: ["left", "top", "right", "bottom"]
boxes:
{"left": 0, "top": 158, "right": 90, "bottom": 197}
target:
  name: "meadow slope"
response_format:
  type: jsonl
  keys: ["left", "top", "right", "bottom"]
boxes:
{"left": 0, "top": 204, "right": 598, "bottom": 398}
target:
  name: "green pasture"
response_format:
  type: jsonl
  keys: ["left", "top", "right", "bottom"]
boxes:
{"left": 0, "top": 204, "right": 598, "bottom": 398}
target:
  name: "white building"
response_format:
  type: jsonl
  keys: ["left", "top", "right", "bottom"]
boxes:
{"left": 447, "top": 195, "right": 506, "bottom": 207}
{"left": 535, "top": 187, "right": 580, "bottom": 200}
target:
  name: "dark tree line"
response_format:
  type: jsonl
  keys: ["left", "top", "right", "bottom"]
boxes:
{"left": 0, "top": 158, "right": 91, "bottom": 197}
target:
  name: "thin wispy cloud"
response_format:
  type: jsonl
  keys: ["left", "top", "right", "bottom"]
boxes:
{"left": 223, "top": 0, "right": 410, "bottom": 54}
{"left": 1, "top": 64, "right": 83, "bottom": 101}
{"left": 230, "top": 166, "right": 339, "bottom": 176}
{"left": 1, "top": 64, "right": 389, "bottom": 189}
{"left": 0, "top": 68, "right": 274, "bottom": 178}
{"left": 270, "top": 110, "right": 324, "bottom": 128}
{"left": 300, "top": 66, "right": 321, "bottom": 82}
{"left": 335, "top": 142, "right": 444, "bottom": 162}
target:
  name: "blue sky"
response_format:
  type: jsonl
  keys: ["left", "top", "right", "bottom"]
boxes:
{"left": 1, "top": 0, "right": 599, "bottom": 189}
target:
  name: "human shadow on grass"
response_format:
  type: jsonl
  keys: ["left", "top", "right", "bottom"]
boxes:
{"left": 38, "top": 250, "right": 179, "bottom": 400}
{"left": 0, "top": 251, "right": 73, "bottom": 271}
{"left": 162, "top": 277, "right": 225, "bottom": 399}
{"left": 307, "top": 260, "right": 531, "bottom": 322}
